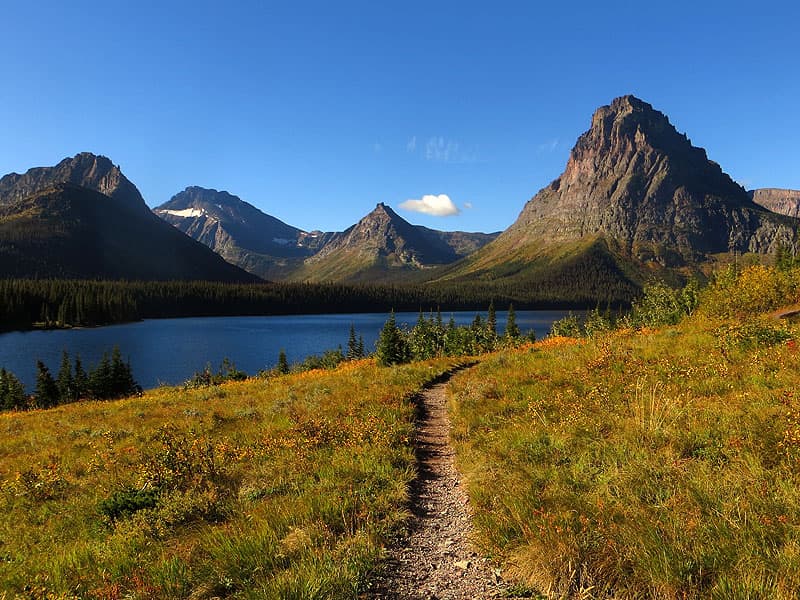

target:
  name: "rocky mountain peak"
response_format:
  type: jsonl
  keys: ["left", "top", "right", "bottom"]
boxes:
{"left": 0, "top": 152, "right": 148, "bottom": 213}
{"left": 502, "top": 96, "right": 796, "bottom": 265}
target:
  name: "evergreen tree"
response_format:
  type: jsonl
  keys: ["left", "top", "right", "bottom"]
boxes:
{"left": 504, "top": 303, "right": 521, "bottom": 340}
{"left": 56, "top": 350, "right": 74, "bottom": 403}
{"left": 346, "top": 324, "right": 359, "bottom": 360}
{"left": 89, "top": 353, "right": 112, "bottom": 399}
{"left": 73, "top": 355, "right": 89, "bottom": 400}
{"left": 35, "top": 360, "right": 59, "bottom": 408}
{"left": 0, "top": 368, "right": 26, "bottom": 411}
{"left": 110, "top": 346, "right": 138, "bottom": 398}
{"left": 277, "top": 349, "right": 289, "bottom": 374}
{"left": 376, "top": 311, "right": 409, "bottom": 366}
{"left": 487, "top": 301, "right": 497, "bottom": 337}
{"left": 356, "top": 335, "right": 365, "bottom": 358}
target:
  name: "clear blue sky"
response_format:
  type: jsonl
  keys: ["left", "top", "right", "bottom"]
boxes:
{"left": 2, "top": 0, "right": 798, "bottom": 233}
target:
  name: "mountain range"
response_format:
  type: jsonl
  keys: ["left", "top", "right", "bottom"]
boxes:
{"left": 2, "top": 96, "right": 798, "bottom": 301}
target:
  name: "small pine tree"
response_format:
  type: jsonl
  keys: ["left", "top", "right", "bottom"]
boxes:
{"left": 56, "top": 350, "right": 74, "bottom": 404}
{"left": 73, "top": 355, "right": 89, "bottom": 400}
{"left": 504, "top": 303, "right": 521, "bottom": 340}
{"left": 356, "top": 335, "right": 365, "bottom": 358}
{"left": 0, "top": 368, "right": 26, "bottom": 411}
{"left": 89, "top": 353, "right": 112, "bottom": 399}
{"left": 346, "top": 324, "right": 359, "bottom": 360}
{"left": 277, "top": 349, "right": 289, "bottom": 374}
{"left": 487, "top": 301, "right": 497, "bottom": 338}
{"left": 376, "top": 311, "right": 409, "bottom": 366}
{"left": 109, "top": 347, "right": 139, "bottom": 398}
{"left": 35, "top": 360, "right": 59, "bottom": 408}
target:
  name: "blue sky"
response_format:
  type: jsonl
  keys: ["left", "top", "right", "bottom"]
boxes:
{"left": 1, "top": 0, "right": 798, "bottom": 233}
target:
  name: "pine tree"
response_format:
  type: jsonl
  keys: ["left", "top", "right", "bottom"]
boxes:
{"left": 73, "top": 355, "right": 89, "bottom": 400}
{"left": 487, "top": 301, "right": 497, "bottom": 337}
{"left": 356, "top": 335, "right": 365, "bottom": 358}
{"left": 89, "top": 353, "right": 112, "bottom": 399}
{"left": 35, "top": 361, "right": 59, "bottom": 408}
{"left": 277, "top": 349, "right": 289, "bottom": 374}
{"left": 504, "top": 303, "right": 521, "bottom": 340}
{"left": 376, "top": 310, "right": 409, "bottom": 366}
{"left": 56, "top": 350, "right": 74, "bottom": 403}
{"left": 0, "top": 368, "right": 26, "bottom": 411}
{"left": 110, "top": 346, "right": 137, "bottom": 398}
{"left": 346, "top": 324, "right": 359, "bottom": 360}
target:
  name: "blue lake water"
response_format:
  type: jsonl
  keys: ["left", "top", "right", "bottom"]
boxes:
{"left": 0, "top": 310, "right": 574, "bottom": 390}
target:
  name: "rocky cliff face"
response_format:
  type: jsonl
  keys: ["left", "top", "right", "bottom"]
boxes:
{"left": 0, "top": 153, "right": 148, "bottom": 215}
{"left": 503, "top": 95, "right": 796, "bottom": 265}
{"left": 750, "top": 188, "right": 800, "bottom": 218}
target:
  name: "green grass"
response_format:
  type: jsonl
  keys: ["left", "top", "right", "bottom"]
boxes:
{"left": 0, "top": 357, "right": 464, "bottom": 598}
{"left": 448, "top": 319, "right": 800, "bottom": 599}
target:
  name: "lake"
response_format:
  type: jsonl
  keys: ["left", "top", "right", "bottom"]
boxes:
{"left": 0, "top": 310, "right": 574, "bottom": 390}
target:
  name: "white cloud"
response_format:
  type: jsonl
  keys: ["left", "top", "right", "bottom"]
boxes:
{"left": 537, "top": 138, "right": 561, "bottom": 153}
{"left": 407, "top": 136, "right": 417, "bottom": 152}
{"left": 463, "top": 202, "right": 473, "bottom": 209}
{"left": 424, "top": 136, "right": 477, "bottom": 163}
{"left": 399, "top": 194, "right": 460, "bottom": 217}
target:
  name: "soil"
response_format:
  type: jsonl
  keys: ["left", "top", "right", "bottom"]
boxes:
{"left": 363, "top": 375, "right": 513, "bottom": 599}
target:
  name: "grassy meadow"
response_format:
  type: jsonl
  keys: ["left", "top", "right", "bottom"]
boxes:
{"left": 448, "top": 266, "right": 800, "bottom": 599}
{"left": 0, "top": 357, "right": 464, "bottom": 598}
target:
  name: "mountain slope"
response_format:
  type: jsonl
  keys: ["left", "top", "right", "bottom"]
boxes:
{"left": 750, "top": 188, "right": 800, "bottom": 218}
{"left": 0, "top": 156, "right": 258, "bottom": 282}
{"left": 442, "top": 95, "right": 797, "bottom": 295}
{"left": 289, "top": 203, "right": 498, "bottom": 282}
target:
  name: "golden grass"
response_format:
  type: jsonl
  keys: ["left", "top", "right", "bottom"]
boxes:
{"left": 448, "top": 319, "right": 800, "bottom": 599}
{"left": 0, "top": 357, "right": 464, "bottom": 598}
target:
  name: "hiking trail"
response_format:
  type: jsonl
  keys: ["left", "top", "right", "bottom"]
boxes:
{"left": 364, "top": 374, "right": 512, "bottom": 599}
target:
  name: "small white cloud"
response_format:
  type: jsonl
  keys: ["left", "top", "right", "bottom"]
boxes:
{"left": 463, "top": 202, "right": 473, "bottom": 209}
{"left": 424, "top": 136, "right": 477, "bottom": 163}
{"left": 399, "top": 194, "right": 461, "bottom": 217}
{"left": 537, "top": 138, "right": 561, "bottom": 153}
{"left": 407, "top": 136, "right": 417, "bottom": 152}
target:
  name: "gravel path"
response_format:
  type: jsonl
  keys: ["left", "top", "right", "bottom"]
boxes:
{"left": 364, "top": 376, "right": 511, "bottom": 599}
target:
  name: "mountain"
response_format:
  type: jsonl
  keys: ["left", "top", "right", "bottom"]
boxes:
{"left": 288, "top": 203, "right": 498, "bottom": 282}
{"left": 750, "top": 188, "right": 800, "bottom": 218}
{"left": 441, "top": 95, "right": 797, "bottom": 299}
{"left": 0, "top": 153, "right": 148, "bottom": 215}
{"left": 154, "top": 187, "right": 335, "bottom": 280}
{"left": 0, "top": 155, "right": 258, "bottom": 282}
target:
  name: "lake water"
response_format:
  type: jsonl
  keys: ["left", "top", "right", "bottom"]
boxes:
{"left": 0, "top": 310, "right": 574, "bottom": 390}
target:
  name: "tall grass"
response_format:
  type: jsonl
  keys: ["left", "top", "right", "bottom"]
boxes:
{"left": 0, "top": 357, "right": 463, "bottom": 597}
{"left": 449, "top": 317, "right": 800, "bottom": 599}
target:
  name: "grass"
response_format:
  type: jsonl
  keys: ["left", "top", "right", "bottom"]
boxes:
{"left": 0, "top": 357, "right": 464, "bottom": 598}
{"left": 448, "top": 318, "right": 800, "bottom": 599}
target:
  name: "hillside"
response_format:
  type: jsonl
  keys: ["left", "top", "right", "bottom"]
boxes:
{"left": 0, "top": 155, "right": 258, "bottom": 282}
{"left": 0, "top": 357, "right": 463, "bottom": 597}
{"left": 448, "top": 264, "right": 800, "bottom": 598}
{"left": 440, "top": 96, "right": 798, "bottom": 298}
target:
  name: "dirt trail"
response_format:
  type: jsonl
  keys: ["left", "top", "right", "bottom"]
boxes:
{"left": 364, "top": 376, "right": 510, "bottom": 599}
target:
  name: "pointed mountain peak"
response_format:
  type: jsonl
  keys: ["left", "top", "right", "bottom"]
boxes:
{"left": 499, "top": 96, "right": 794, "bottom": 265}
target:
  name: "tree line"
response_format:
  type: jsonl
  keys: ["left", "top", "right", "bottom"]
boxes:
{"left": 376, "top": 303, "right": 529, "bottom": 365}
{"left": 0, "top": 347, "right": 140, "bottom": 411}
{"left": 0, "top": 278, "right": 626, "bottom": 333}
